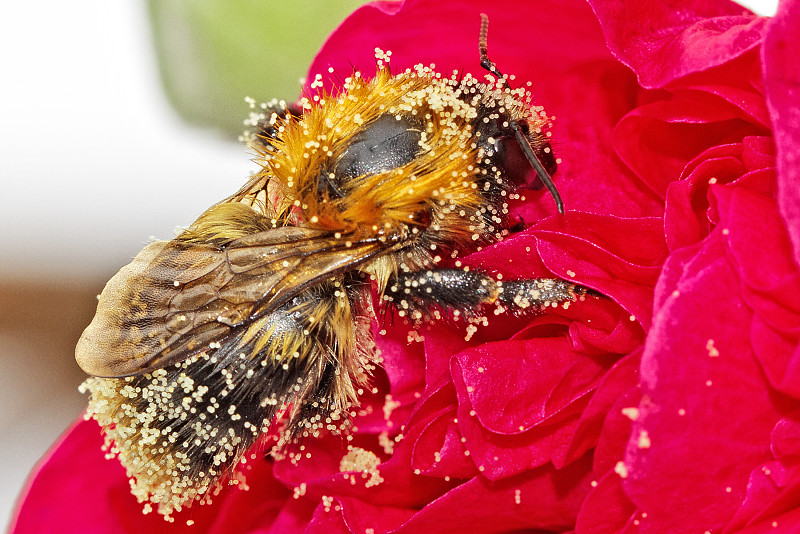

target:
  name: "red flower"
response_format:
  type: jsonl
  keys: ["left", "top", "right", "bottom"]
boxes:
{"left": 11, "top": 0, "right": 800, "bottom": 532}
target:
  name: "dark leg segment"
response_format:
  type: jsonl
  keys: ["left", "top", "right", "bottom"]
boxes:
{"left": 384, "top": 268, "right": 584, "bottom": 320}
{"left": 498, "top": 277, "right": 584, "bottom": 309}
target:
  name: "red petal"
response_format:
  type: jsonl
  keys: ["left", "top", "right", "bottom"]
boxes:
{"left": 528, "top": 212, "right": 668, "bottom": 328}
{"left": 10, "top": 419, "right": 287, "bottom": 533}
{"left": 310, "top": 0, "right": 610, "bottom": 87}
{"left": 587, "top": 0, "right": 767, "bottom": 88}
{"left": 722, "top": 187, "right": 800, "bottom": 399}
{"left": 623, "top": 233, "right": 788, "bottom": 531}
{"left": 664, "top": 142, "right": 748, "bottom": 250}
{"left": 763, "top": 0, "right": 800, "bottom": 268}
{"left": 395, "top": 456, "right": 593, "bottom": 533}
{"left": 575, "top": 471, "right": 638, "bottom": 533}
{"left": 273, "top": 384, "right": 457, "bottom": 510}
{"left": 411, "top": 406, "right": 476, "bottom": 478}
{"left": 305, "top": 499, "right": 351, "bottom": 534}
{"left": 614, "top": 88, "right": 765, "bottom": 197}
{"left": 375, "top": 321, "right": 427, "bottom": 410}
{"left": 563, "top": 349, "right": 642, "bottom": 467}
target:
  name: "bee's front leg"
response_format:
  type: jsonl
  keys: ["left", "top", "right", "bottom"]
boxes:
{"left": 383, "top": 268, "right": 588, "bottom": 321}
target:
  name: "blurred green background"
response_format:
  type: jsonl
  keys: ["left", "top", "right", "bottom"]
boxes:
{"left": 147, "top": 0, "right": 365, "bottom": 135}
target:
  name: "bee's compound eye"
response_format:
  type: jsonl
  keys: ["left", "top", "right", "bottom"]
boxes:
{"left": 334, "top": 115, "right": 422, "bottom": 179}
{"left": 506, "top": 136, "right": 558, "bottom": 190}
{"left": 486, "top": 133, "right": 558, "bottom": 191}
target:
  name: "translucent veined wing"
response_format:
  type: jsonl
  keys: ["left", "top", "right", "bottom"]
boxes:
{"left": 76, "top": 226, "right": 396, "bottom": 377}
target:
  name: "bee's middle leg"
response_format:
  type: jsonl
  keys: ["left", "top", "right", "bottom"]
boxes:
{"left": 383, "top": 268, "right": 586, "bottom": 320}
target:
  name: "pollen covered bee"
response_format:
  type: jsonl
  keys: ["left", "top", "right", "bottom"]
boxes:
{"left": 76, "top": 15, "right": 587, "bottom": 518}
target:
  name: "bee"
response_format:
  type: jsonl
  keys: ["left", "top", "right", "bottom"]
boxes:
{"left": 76, "top": 14, "right": 586, "bottom": 518}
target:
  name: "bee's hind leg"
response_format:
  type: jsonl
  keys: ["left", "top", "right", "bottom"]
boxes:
{"left": 383, "top": 268, "right": 589, "bottom": 321}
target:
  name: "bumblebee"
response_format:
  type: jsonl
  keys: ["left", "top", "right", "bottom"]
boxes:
{"left": 76, "top": 15, "right": 585, "bottom": 518}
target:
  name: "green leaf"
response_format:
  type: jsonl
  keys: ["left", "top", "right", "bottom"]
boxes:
{"left": 147, "top": 0, "right": 365, "bottom": 136}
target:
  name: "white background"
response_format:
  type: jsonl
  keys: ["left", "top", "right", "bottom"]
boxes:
{"left": 0, "top": 0, "right": 780, "bottom": 529}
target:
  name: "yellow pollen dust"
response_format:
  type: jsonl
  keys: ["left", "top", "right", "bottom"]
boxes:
{"left": 339, "top": 447, "right": 384, "bottom": 488}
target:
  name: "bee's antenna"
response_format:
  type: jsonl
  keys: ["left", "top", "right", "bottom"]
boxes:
{"left": 479, "top": 14, "right": 505, "bottom": 80}
{"left": 479, "top": 13, "right": 565, "bottom": 214}
{"left": 511, "top": 123, "right": 564, "bottom": 214}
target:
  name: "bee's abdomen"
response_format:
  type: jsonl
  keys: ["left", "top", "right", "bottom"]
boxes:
{"left": 80, "top": 278, "right": 375, "bottom": 517}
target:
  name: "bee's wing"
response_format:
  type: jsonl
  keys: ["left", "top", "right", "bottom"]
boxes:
{"left": 76, "top": 226, "right": 391, "bottom": 377}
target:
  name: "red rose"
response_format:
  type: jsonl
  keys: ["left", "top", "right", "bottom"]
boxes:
{"left": 11, "top": 0, "right": 800, "bottom": 532}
